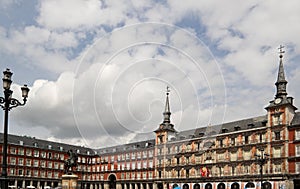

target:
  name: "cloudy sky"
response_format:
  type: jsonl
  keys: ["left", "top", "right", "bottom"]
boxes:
{"left": 0, "top": 0, "right": 300, "bottom": 148}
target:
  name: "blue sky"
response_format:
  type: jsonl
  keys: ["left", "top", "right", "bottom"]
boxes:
{"left": 0, "top": 0, "right": 300, "bottom": 148}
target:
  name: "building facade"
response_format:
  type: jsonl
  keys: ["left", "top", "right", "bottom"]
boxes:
{"left": 1, "top": 52, "right": 300, "bottom": 189}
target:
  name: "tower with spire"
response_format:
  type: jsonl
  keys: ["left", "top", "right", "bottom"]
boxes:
{"left": 154, "top": 86, "right": 177, "bottom": 145}
{"left": 265, "top": 45, "right": 297, "bottom": 126}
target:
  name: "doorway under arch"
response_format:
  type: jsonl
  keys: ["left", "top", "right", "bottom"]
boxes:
{"left": 108, "top": 174, "right": 116, "bottom": 189}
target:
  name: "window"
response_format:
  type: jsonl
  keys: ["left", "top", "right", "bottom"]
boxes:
{"left": 149, "top": 172, "right": 153, "bottom": 179}
{"left": 273, "top": 147, "right": 281, "bottom": 158}
{"left": 41, "top": 171, "right": 45, "bottom": 177}
{"left": 26, "top": 170, "right": 31, "bottom": 176}
{"left": 131, "top": 153, "right": 135, "bottom": 159}
{"left": 244, "top": 151, "right": 250, "bottom": 160}
{"left": 231, "top": 152, "right": 237, "bottom": 161}
{"left": 18, "top": 148, "right": 24, "bottom": 155}
{"left": 41, "top": 160, "right": 46, "bottom": 167}
{"left": 18, "top": 169, "right": 23, "bottom": 176}
{"left": 231, "top": 138, "right": 235, "bottom": 146}
{"left": 296, "top": 162, "right": 300, "bottom": 173}
{"left": 60, "top": 163, "right": 64, "bottom": 170}
{"left": 41, "top": 151, "right": 46, "bottom": 158}
{"left": 149, "top": 160, "right": 153, "bottom": 168}
{"left": 33, "top": 160, "right": 38, "bottom": 167}
{"left": 10, "top": 157, "right": 16, "bottom": 165}
{"left": 18, "top": 158, "right": 24, "bottom": 166}
{"left": 296, "top": 130, "right": 300, "bottom": 140}
{"left": 9, "top": 168, "right": 15, "bottom": 176}
{"left": 296, "top": 145, "right": 300, "bottom": 156}
{"left": 47, "top": 171, "right": 52, "bottom": 178}
{"left": 48, "top": 162, "right": 52, "bottom": 168}
{"left": 48, "top": 152, "right": 52, "bottom": 159}
{"left": 34, "top": 170, "right": 38, "bottom": 177}
{"left": 260, "top": 133, "right": 263, "bottom": 142}
{"left": 143, "top": 151, "right": 147, "bottom": 158}
{"left": 54, "top": 162, "right": 59, "bottom": 169}
{"left": 274, "top": 164, "right": 281, "bottom": 173}
{"left": 137, "top": 152, "right": 141, "bottom": 159}
{"left": 34, "top": 150, "right": 39, "bottom": 157}
{"left": 245, "top": 136, "right": 249, "bottom": 144}
{"left": 218, "top": 139, "right": 223, "bottom": 147}
{"left": 10, "top": 147, "right": 16, "bottom": 154}
{"left": 126, "top": 153, "right": 130, "bottom": 160}
{"left": 244, "top": 165, "right": 249, "bottom": 174}
{"left": 275, "top": 131, "right": 281, "bottom": 140}
{"left": 26, "top": 149, "right": 32, "bottom": 156}
{"left": 26, "top": 159, "right": 31, "bottom": 166}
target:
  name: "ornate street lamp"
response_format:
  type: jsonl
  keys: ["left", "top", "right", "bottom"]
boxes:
{"left": 0, "top": 68, "right": 29, "bottom": 189}
{"left": 255, "top": 148, "right": 269, "bottom": 189}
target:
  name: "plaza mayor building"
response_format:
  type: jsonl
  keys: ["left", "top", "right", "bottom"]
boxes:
{"left": 1, "top": 51, "right": 300, "bottom": 189}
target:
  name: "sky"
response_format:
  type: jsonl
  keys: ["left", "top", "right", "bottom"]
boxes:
{"left": 0, "top": 0, "right": 300, "bottom": 149}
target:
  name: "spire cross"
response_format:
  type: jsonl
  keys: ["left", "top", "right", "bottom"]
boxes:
{"left": 278, "top": 45, "right": 285, "bottom": 58}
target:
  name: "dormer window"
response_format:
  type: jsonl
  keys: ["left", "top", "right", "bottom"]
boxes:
{"left": 247, "top": 123, "right": 254, "bottom": 129}
{"left": 234, "top": 126, "right": 240, "bottom": 131}
{"left": 221, "top": 128, "right": 228, "bottom": 133}
{"left": 198, "top": 132, "right": 205, "bottom": 137}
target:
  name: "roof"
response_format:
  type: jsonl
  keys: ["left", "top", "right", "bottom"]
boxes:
{"left": 0, "top": 133, "right": 96, "bottom": 155}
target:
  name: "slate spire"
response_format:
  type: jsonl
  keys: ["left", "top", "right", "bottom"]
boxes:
{"left": 163, "top": 86, "right": 171, "bottom": 123}
{"left": 275, "top": 45, "right": 288, "bottom": 98}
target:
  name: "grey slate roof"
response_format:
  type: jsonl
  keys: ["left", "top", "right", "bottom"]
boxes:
{"left": 170, "top": 115, "right": 268, "bottom": 141}
{"left": 0, "top": 133, "right": 96, "bottom": 155}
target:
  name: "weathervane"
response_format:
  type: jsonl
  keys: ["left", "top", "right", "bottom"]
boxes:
{"left": 278, "top": 45, "right": 285, "bottom": 59}
{"left": 166, "top": 86, "right": 170, "bottom": 95}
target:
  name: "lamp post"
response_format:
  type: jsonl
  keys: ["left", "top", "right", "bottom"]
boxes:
{"left": 255, "top": 148, "right": 269, "bottom": 189}
{"left": 0, "top": 68, "right": 29, "bottom": 189}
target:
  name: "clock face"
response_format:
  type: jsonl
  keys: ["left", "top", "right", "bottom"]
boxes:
{"left": 274, "top": 98, "right": 282, "bottom": 104}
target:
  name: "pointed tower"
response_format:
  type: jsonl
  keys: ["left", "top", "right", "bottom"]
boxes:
{"left": 275, "top": 45, "right": 288, "bottom": 98}
{"left": 265, "top": 45, "right": 297, "bottom": 126}
{"left": 154, "top": 86, "right": 177, "bottom": 144}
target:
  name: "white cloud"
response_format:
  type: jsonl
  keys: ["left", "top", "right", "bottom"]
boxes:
{"left": 2, "top": 0, "right": 300, "bottom": 148}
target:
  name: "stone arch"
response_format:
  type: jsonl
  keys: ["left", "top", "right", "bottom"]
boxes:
{"left": 108, "top": 174, "right": 117, "bottom": 189}
{"left": 231, "top": 182, "right": 240, "bottom": 189}
{"left": 245, "top": 182, "right": 255, "bottom": 188}
{"left": 262, "top": 182, "right": 272, "bottom": 189}
{"left": 183, "top": 184, "right": 189, "bottom": 189}
{"left": 217, "top": 183, "right": 226, "bottom": 189}
{"left": 193, "top": 184, "right": 200, "bottom": 189}
{"left": 205, "top": 183, "right": 212, "bottom": 189}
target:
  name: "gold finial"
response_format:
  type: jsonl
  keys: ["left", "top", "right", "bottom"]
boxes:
{"left": 278, "top": 45, "right": 285, "bottom": 59}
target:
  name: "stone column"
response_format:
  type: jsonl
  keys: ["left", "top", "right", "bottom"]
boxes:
{"left": 104, "top": 183, "right": 110, "bottom": 189}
